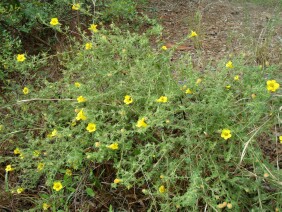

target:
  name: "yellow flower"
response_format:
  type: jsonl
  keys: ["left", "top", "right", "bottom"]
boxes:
{"left": 119, "top": 110, "right": 126, "bottom": 116}
{"left": 107, "top": 142, "right": 119, "bottom": 150}
{"left": 17, "top": 54, "right": 26, "bottom": 62}
{"left": 95, "top": 142, "right": 101, "bottom": 147}
{"left": 136, "top": 117, "right": 148, "bottom": 128}
{"left": 77, "top": 96, "right": 86, "bottom": 103}
{"left": 221, "top": 129, "right": 232, "bottom": 140}
{"left": 50, "top": 18, "right": 59, "bottom": 26}
{"left": 33, "top": 150, "right": 40, "bottom": 157}
{"left": 89, "top": 24, "right": 98, "bottom": 33}
{"left": 72, "top": 3, "right": 80, "bottom": 10}
{"left": 185, "top": 88, "right": 193, "bottom": 94}
{"left": 156, "top": 96, "right": 168, "bottom": 103}
{"left": 65, "top": 169, "right": 72, "bottom": 176}
{"left": 51, "top": 129, "right": 58, "bottom": 137}
{"left": 161, "top": 45, "right": 167, "bottom": 50}
{"left": 37, "top": 162, "right": 45, "bottom": 171}
{"left": 180, "top": 85, "right": 187, "bottom": 91}
{"left": 101, "top": 35, "right": 107, "bottom": 41}
{"left": 251, "top": 94, "right": 256, "bottom": 99}
{"left": 86, "top": 123, "right": 96, "bottom": 133}
{"left": 189, "top": 30, "right": 198, "bottom": 38}
{"left": 124, "top": 95, "right": 133, "bottom": 105}
{"left": 14, "top": 148, "right": 21, "bottom": 155}
{"left": 234, "top": 75, "right": 240, "bottom": 81}
{"left": 159, "top": 185, "right": 166, "bottom": 193}
{"left": 76, "top": 109, "right": 87, "bottom": 121}
{"left": 19, "top": 153, "right": 24, "bottom": 160}
{"left": 114, "top": 178, "right": 121, "bottom": 184}
{"left": 17, "top": 187, "right": 24, "bottom": 194}
{"left": 74, "top": 82, "right": 81, "bottom": 88}
{"left": 259, "top": 65, "right": 263, "bottom": 69}
{"left": 226, "top": 61, "right": 233, "bottom": 68}
{"left": 217, "top": 202, "right": 227, "bottom": 209}
{"left": 263, "top": 173, "right": 269, "bottom": 178}
{"left": 225, "top": 85, "right": 231, "bottom": 89}
{"left": 196, "top": 78, "right": 202, "bottom": 84}
{"left": 160, "top": 175, "right": 164, "bottom": 179}
{"left": 227, "top": 203, "right": 232, "bottom": 209}
{"left": 142, "top": 189, "right": 148, "bottom": 194}
{"left": 42, "top": 203, "right": 51, "bottom": 210}
{"left": 5, "top": 165, "right": 14, "bottom": 172}
{"left": 85, "top": 43, "right": 92, "bottom": 50}
{"left": 279, "top": 136, "right": 282, "bottom": 144}
{"left": 53, "top": 181, "right": 63, "bottom": 191}
{"left": 22, "top": 87, "right": 29, "bottom": 95}
{"left": 266, "top": 80, "right": 280, "bottom": 92}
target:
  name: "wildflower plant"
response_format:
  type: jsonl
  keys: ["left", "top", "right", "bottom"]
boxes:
{"left": 1, "top": 24, "right": 281, "bottom": 211}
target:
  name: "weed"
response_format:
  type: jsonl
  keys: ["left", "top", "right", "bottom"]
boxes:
{"left": 0, "top": 1, "right": 281, "bottom": 211}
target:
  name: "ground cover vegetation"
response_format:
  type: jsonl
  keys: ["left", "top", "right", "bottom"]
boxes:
{"left": 0, "top": 0, "right": 281, "bottom": 211}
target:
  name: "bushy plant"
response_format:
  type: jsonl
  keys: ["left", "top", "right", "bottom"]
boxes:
{"left": 1, "top": 22, "right": 281, "bottom": 211}
{"left": 0, "top": 30, "right": 21, "bottom": 81}
{"left": 101, "top": 0, "right": 137, "bottom": 21}
{"left": 0, "top": 0, "right": 151, "bottom": 100}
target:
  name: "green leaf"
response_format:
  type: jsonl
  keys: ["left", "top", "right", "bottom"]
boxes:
{"left": 66, "top": 187, "right": 76, "bottom": 192}
{"left": 39, "top": 193, "right": 49, "bottom": 200}
{"left": 109, "top": 205, "right": 113, "bottom": 212}
{"left": 85, "top": 187, "right": 95, "bottom": 197}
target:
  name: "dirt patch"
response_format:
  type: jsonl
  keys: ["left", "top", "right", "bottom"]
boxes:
{"left": 147, "top": 0, "right": 282, "bottom": 66}
{"left": 258, "top": 126, "right": 282, "bottom": 168}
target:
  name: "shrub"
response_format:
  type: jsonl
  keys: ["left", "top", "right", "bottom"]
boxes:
{"left": 0, "top": 30, "right": 22, "bottom": 81}
{"left": 1, "top": 24, "right": 281, "bottom": 210}
{"left": 0, "top": 0, "right": 150, "bottom": 88}
{"left": 101, "top": 0, "right": 137, "bottom": 21}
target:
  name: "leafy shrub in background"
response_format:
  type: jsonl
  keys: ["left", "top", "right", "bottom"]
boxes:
{"left": 0, "top": 0, "right": 149, "bottom": 87}
{"left": 0, "top": 0, "right": 82, "bottom": 33}
{"left": 0, "top": 0, "right": 72, "bottom": 86}
{"left": 0, "top": 30, "right": 21, "bottom": 81}
{"left": 1, "top": 22, "right": 281, "bottom": 211}
{"left": 0, "top": 31, "right": 47, "bottom": 97}
{"left": 0, "top": 0, "right": 144, "bottom": 46}
{"left": 101, "top": 0, "right": 137, "bottom": 21}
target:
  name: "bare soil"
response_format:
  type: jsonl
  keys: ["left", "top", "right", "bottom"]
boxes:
{"left": 147, "top": 0, "right": 282, "bottom": 65}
